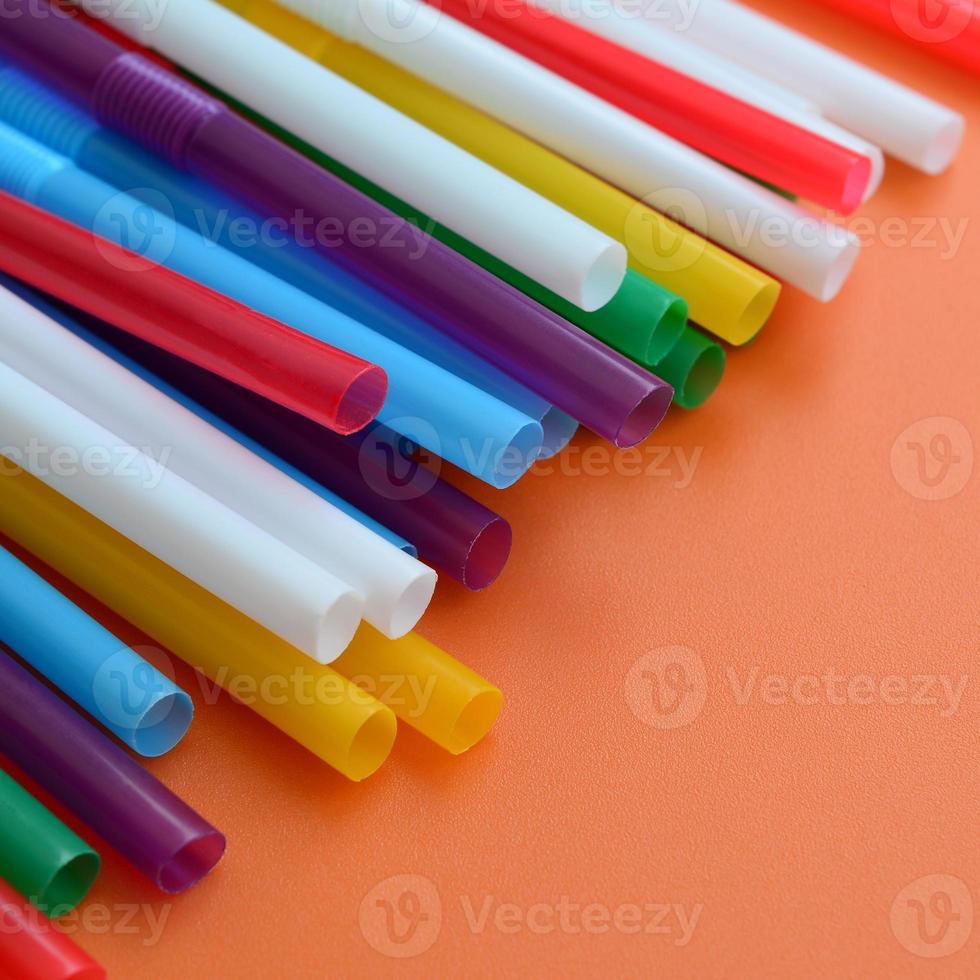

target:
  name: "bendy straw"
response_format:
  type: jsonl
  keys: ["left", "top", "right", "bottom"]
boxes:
{"left": 0, "top": 89, "right": 383, "bottom": 434}
{"left": 0, "top": 63, "right": 576, "bottom": 451}
{"left": 0, "top": 543, "right": 192, "bottom": 756}
{"left": 0, "top": 125, "right": 545, "bottom": 487}
{"left": 0, "top": 650, "right": 226, "bottom": 893}
{"left": 13, "top": 0, "right": 626, "bottom": 310}
{"left": 0, "top": 282, "right": 437, "bottom": 642}
{"left": 227, "top": 0, "right": 781, "bottom": 345}
{"left": 255, "top": 0, "right": 859, "bottom": 300}
{"left": 0, "top": 24, "right": 671, "bottom": 450}
{"left": 0, "top": 769, "right": 100, "bottom": 913}
{"left": 0, "top": 355, "right": 363, "bottom": 663}
{"left": 0, "top": 468, "right": 501, "bottom": 764}
{"left": 421, "top": 0, "right": 872, "bottom": 212}
{"left": 0, "top": 877, "right": 106, "bottom": 980}
{"left": 639, "top": 0, "right": 964, "bottom": 175}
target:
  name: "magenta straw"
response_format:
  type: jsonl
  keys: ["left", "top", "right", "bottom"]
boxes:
{"left": 0, "top": 650, "right": 225, "bottom": 893}
{"left": 87, "top": 321, "right": 513, "bottom": 591}
{"left": 0, "top": 2, "right": 673, "bottom": 448}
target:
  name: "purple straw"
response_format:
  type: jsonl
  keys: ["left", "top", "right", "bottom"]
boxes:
{"left": 0, "top": 649, "right": 225, "bottom": 894}
{"left": 0, "top": 1, "right": 673, "bottom": 448}
{"left": 89, "top": 321, "right": 514, "bottom": 591}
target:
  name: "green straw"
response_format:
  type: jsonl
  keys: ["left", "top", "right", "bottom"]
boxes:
{"left": 653, "top": 326, "right": 726, "bottom": 410}
{"left": 0, "top": 768, "right": 100, "bottom": 914}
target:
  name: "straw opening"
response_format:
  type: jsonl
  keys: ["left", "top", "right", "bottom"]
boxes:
{"left": 614, "top": 384, "right": 673, "bottom": 449}
{"left": 578, "top": 241, "right": 628, "bottom": 313}
{"left": 157, "top": 832, "right": 227, "bottom": 894}
{"left": 448, "top": 688, "right": 504, "bottom": 755}
{"left": 676, "top": 343, "right": 726, "bottom": 411}
{"left": 462, "top": 516, "right": 512, "bottom": 592}
{"left": 838, "top": 154, "right": 873, "bottom": 216}
{"left": 344, "top": 705, "right": 397, "bottom": 781}
{"left": 132, "top": 691, "right": 194, "bottom": 758}
{"left": 493, "top": 417, "right": 545, "bottom": 489}
{"left": 731, "top": 279, "right": 781, "bottom": 346}
{"left": 920, "top": 115, "right": 965, "bottom": 176}
{"left": 315, "top": 589, "right": 363, "bottom": 665}
{"left": 384, "top": 569, "right": 437, "bottom": 639}
{"left": 333, "top": 364, "right": 388, "bottom": 436}
{"left": 645, "top": 296, "right": 688, "bottom": 367}
{"left": 39, "top": 852, "right": 101, "bottom": 913}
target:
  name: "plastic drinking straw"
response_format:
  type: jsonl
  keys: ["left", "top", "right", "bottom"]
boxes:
{"left": 250, "top": 0, "right": 858, "bottom": 301}
{"left": 808, "top": 0, "right": 980, "bottom": 75}
{"left": 638, "top": 0, "right": 964, "bottom": 175}
{"left": 0, "top": 878, "right": 106, "bottom": 980}
{"left": 0, "top": 131, "right": 545, "bottom": 488}
{"left": 0, "top": 273, "right": 416, "bottom": 559}
{"left": 0, "top": 356, "right": 363, "bottom": 664}
{"left": 0, "top": 282, "right": 436, "bottom": 643}
{"left": 0, "top": 119, "right": 382, "bottom": 437}
{"left": 0, "top": 544, "right": 192, "bottom": 756}
{"left": 523, "top": 0, "right": 887, "bottom": 201}
{"left": 0, "top": 651, "right": 226, "bottom": 893}
{"left": 80, "top": 324, "right": 514, "bottom": 589}
{"left": 334, "top": 629, "right": 503, "bottom": 754}
{"left": 91, "top": 0, "right": 777, "bottom": 349}
{"left": 41, "top": 0, "right": 627, "bottom": 311}
{"left": 227, "top": 0, "right": 780, "bottom": 346}
{"left": 0, "top": 62, "right": 573, "bottom": 457}
{"left": 413, "top": 0, "right": 870, "bottom": 213}
{"left": 0, "top": 16, "right": 670, "bottom": 452}
{"left": 0, "top": 468, "right": 501, "bottom": 762}
{"left": 0, "top": 188, "right": 384, "bottom": 436}
{"left": 653, "top": 326, "right": 726, "bottom": 411}
{"left": 0, "top": 769, "right": 100, "bottom": 913}
{"left": 0, "top": 531, "right": 395, "bottom": 785}
{"left": 184, "top": 76, "right": 687, "bottom": 371}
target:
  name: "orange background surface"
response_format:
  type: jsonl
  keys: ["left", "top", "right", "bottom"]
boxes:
{"left": 7, "top": 1, "right": 980, "bottom": 975}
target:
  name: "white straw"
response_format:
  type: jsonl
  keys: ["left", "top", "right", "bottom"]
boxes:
{"left": 270, "top": 0, "right": 858, "bottom": 300}
{"left": 532, "top": 0, "right": 885, "bottom": 200}
{"left": 0, "top": 286, "right": 437, "bottom": 643}
{"left": 0, "top": 358, "right": 363, "bottom": 663}
{"left": 78, "top": 0, "right": 627, "bottom": 311}
{"left": 637, "top": 0, "right": 964, "bottom": 175}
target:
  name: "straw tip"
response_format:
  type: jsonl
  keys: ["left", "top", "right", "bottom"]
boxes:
{"left": 447, "top": 687, "right": 504, "bottom": 755}
{"left": 332, "top": 364, "right": 388, "bottom": 436}
{"left": 613, "top": 382, "right": 674, "bottom": 448}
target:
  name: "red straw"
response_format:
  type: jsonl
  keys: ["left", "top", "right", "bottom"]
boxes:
{"left": 428, "top": 0, "right": 872, "bottom": 213}
{"left": 0, "top": 191, "right": 386, "bottom": 434}
{"left": 0, "top": 878, "right": 106, "bottom": 980}
{"left": 810, "top": 0, "right": 980, "bottom": 74}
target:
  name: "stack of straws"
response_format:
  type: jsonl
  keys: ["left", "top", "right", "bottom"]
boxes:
{"left": 0, "top": 0, "right": 965, "bottom": 973}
